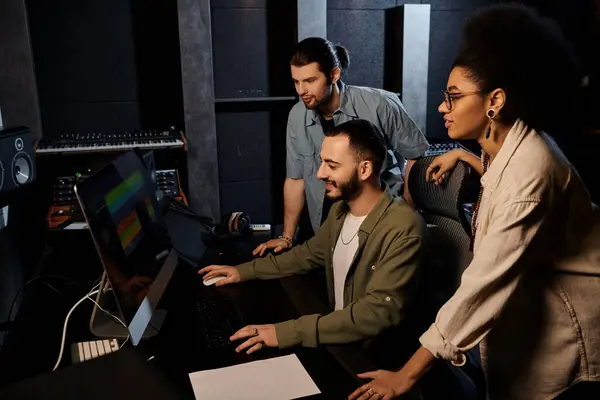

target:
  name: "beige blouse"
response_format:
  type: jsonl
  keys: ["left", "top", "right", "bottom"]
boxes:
{"left": 420, "top": 120, "right": 600, "bottom": 400}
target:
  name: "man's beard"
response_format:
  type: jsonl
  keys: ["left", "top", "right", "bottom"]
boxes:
{"left": 302, "top": 85, "right": 332, "bottom": 110}
{"left": 324, "top": 169, "right": 361, "bottom": 202}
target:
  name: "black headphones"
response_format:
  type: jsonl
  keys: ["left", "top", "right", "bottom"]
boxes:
{"left": 168, "top": 199, "right": 251, "bottom": 241}
{"left": 210, "top": 211, "right": 251, "bottom": 240}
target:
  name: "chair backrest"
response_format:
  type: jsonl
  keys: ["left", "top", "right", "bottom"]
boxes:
{"left": 408, "top": 155, "right": 480, "bottom": 310}
{"left": 409, "top": 156, "right": 477, "bottom": 234}
{"left": 409, "top": 155, "right": 486, "bottom": 400}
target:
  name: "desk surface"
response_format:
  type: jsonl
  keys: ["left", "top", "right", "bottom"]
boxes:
{"left": 0, "top": 227, "right": 372, "bottom": 399}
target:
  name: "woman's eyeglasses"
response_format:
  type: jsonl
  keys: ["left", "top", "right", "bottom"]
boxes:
{"left": 441, "top": 89, "right": 485, "bottom": 110}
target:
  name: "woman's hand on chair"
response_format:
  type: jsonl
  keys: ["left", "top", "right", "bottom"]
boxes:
{"left": 425, "top": 149, "right": 463, "bottom": 185}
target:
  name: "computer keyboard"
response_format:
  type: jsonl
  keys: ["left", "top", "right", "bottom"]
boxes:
{"left": 194, "top": 289, "right": 245, "bottom": 350}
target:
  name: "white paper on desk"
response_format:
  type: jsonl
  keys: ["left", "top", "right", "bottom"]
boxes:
{"left": 64, "top": 222, "right": 88, "bottom": 230}
{"left": 188, "top": 354, "right": 321, "bottom": 400}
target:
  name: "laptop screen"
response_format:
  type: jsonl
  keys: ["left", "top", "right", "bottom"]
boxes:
{"left": 74, "top": 150, "right": 177, "bottom": 344}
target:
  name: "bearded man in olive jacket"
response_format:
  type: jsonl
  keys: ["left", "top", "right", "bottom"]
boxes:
{"left": 200, "top": 119, "right": 426, "bottom": 354}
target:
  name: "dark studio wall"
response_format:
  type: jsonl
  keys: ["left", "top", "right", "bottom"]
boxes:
{"left": 0, "top": 0, "right": 43, "bottom": 345}
{"left": 210, "top": 0, "right": 297, "bottom": 224}
{"left": 516, "top": 0, "right": 600, "bottom": 203}
{"left": 0, "top": 0, "right": 42, "bottom": 138}
{"left": 177, "top": 0, "right": 220, "bottom": 219}
{"left": 23, "top": 0, "right": 223, "bottom": 217}
{"left": 25, "top": 0, "right": 184, "bottom": 136}
{"left": 325, "top": 0, "right": 501, "bottom": 139}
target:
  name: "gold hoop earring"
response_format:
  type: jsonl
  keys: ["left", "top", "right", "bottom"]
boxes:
{"left": 485, "top": 109, "right": 496, "bottom": 139}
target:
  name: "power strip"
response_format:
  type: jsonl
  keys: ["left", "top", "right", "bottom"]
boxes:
{"left": 71, "top": 338, "right": 121, "bottom": 364}
{"left": 249, "top": 223, "right": 271, "bottom": 231}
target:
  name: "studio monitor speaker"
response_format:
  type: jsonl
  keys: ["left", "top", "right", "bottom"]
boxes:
{"left": 0, "top": 126, "right": 36, "bottom": 196}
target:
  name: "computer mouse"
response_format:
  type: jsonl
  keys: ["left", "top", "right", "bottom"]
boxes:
{"left": 203, "top": 275, "right": 227, "bottom": 286}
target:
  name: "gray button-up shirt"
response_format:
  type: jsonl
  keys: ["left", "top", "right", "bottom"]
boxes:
{"left": 286, "top": 82, "right": 429, "bottom": 231}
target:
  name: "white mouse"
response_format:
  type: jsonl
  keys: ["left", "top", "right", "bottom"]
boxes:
{"left": 203, "top": 275, "right": 227, "bottom": 286}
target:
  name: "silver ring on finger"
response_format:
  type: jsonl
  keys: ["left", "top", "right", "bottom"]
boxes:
{"left": 253, "top": 328, "right": 258, "bottom": 336}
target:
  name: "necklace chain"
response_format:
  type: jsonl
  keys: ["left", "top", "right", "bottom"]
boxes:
{"left": 341, "top": 228, "right": 359, "bottom": 245}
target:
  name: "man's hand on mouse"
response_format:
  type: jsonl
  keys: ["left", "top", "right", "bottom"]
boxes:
{"left": 198, "top": 265, "right": 241, "bottom": 287}
{"left": 230, "top": 324, "right": 278, "bottom": 354}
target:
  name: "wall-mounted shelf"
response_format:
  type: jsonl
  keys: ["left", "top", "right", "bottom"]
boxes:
{"left": 214, "top": 96, "right": 297, "bottom": 103}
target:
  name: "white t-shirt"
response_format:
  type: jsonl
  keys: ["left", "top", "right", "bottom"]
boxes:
{"left": 333, "top": 213, "right": 367, "bottom": 310}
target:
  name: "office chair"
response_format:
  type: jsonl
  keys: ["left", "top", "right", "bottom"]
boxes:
{"left": 408, "top": 155, "right": 485, "bottom": 400}
{"left": 409, "top": 155, "right": 479, "bottom": 305}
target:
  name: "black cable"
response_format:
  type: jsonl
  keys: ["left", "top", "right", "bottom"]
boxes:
{"left": 148, "top": 321, "right": 160, "bottom": 334}
{"left": 168, "top": 199, "right": 216, "bottom": 229}
{"left": 1, "top": 275, "right": 85, "bottom": 350}
{"left": 169, "top": 199, "right": 197, "bottom": 217}
{"left": 42, "top": 282, "right": 63, "bottom": 298}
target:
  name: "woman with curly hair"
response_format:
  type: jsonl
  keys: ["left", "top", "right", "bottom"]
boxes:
{"left": 349, "top": 4, "right": 600, "bottom": 400}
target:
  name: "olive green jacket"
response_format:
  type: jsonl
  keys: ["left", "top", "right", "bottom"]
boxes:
{"left": 236, "top": 189, "right": 426, "bottom": 349}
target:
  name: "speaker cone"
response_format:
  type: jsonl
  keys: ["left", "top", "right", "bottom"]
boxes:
{"left": 12, "top": 155, "right": 32, "bottom": 186}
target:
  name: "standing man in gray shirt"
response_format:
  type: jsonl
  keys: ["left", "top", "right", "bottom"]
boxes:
{"left": 253, "top": 37, "right": 429, "bottom": 256}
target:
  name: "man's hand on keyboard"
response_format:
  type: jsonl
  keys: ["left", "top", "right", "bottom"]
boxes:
{"left": 230, "top": 324, "right": 278, "bottom": 355}
{"left": 198, "top": 265, "right": 241, "bottom": 287}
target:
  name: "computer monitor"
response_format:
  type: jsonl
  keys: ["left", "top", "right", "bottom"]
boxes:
{"left": 74, "top": 149, "right": 178, "bottom": 345}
